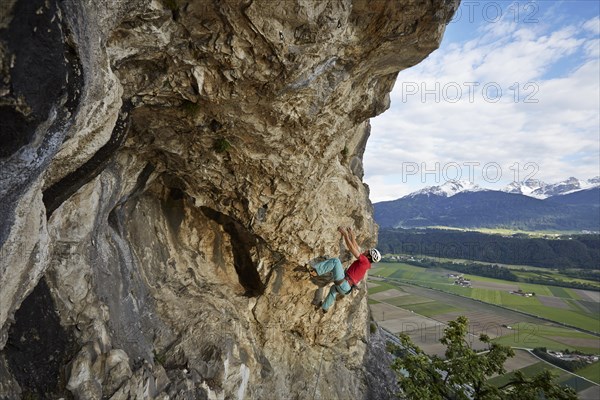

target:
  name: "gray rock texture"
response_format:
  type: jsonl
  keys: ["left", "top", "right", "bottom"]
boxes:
{"left": 0, "top": 0, "right": 458, "bottom": 398}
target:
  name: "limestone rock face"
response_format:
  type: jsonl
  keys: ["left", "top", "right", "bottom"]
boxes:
{"left": 0, "top": 0, "right": 457, "bottom": 398}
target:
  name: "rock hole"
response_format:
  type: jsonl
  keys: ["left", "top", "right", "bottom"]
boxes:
{"left": 201, "top": 207, "right": 265, "bottom": 296}
{"left": 209, "top": 119, "right": 222, "bottom": 132}
{"left": 163, "top": 187, "right": 186, "bottom": 232}
{"left": 256, "top": 204, "right": 268, "bottom": 222}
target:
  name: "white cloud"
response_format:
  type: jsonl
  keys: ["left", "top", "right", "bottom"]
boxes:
{"left": 367, "top": 175, "right": 417, "bottom": 202}
{"left": 364, "top": 11, "right": 600, "bottom": 202}
{"left": 584, "top": 39, "right": 599, "bottom": 58}
{"left": 583, "top": 16, "right": 600, "bottom": 35}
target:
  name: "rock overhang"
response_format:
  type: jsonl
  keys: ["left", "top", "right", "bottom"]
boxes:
{"left": 0, "top": 0, "right": 459, "bottom": 398}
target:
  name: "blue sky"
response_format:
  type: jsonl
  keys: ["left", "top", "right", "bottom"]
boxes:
{"left": 364, "top": 1, "right": 600, "bottom": 202}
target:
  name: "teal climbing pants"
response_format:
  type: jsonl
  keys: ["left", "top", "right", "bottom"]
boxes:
{"left": 313, "top": 258, "right": 351, "bottom": 311}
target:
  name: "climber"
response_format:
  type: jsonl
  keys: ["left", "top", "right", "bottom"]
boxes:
{"left": 307, "top": 226, "right": 381, "bottom": 313}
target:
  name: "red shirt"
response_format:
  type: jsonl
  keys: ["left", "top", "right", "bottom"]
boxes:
{"left": 345, "top": 254, "right": 371, "bottom": 285}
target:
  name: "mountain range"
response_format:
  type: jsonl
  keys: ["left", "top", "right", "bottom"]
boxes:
{"left": 374, "top": 177, "right": 600, "bottom": 231}
{"left": 406, "top": 177, "right": 600, "bottom": 199}
{"left": 500, "top": 177, "right": 598, "bottom": 199}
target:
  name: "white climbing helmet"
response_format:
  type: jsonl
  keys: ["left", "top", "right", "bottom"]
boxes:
{"left": 369, "top": 248, "right": 381, "bottom": 263}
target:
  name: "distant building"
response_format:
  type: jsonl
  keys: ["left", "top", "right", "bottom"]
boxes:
{"left": 453, "top": 276, "right": 471, "bottom": 287}
{"left": 545, "top": 350, "right": 599, "bottom": 364}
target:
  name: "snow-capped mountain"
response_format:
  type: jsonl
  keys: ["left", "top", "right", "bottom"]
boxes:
{"left": 503, "top": 177, "right": 600, "bottom": 199}
{"left": 503, "top": 179, "right": 547, "bottom": 198}
{"left": 407, "top": 180, "right": 485, "bottom": 198}
{"left": 588, "top": 176, "right": 600, "bottom": 186}
{"left": 402, "top": 177, "right": 600, "bottom": 200}
{"left": 374, "top": 178, "right": 600, "bottom": 231}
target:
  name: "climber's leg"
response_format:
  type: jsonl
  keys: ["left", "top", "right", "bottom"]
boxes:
{"left": 313, "top": 258, "right": 342, "bottom": 276}
{"left": 312, "top": 287, "right": 324, "bottom": 306}
{"left": 321, "top": 281, "right": 351, "bottom": 312}
{"left": 321, "top": 285, "right": 338, "bottom": 311}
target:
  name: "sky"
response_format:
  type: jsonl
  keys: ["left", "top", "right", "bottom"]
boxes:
{"left": 364, "top": 0, "right": 600, "bottom": 202}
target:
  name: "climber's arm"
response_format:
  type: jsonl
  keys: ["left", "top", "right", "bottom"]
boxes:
{"left": 347, "top": 227, "right": 360, "bottom": 252}
{"left": 338, "top": 226, "right": 361, "bottom": 259}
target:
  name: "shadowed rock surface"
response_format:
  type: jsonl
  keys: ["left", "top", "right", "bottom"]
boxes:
{"left": 0, "top": 0, "right": 458, "bottom": 398}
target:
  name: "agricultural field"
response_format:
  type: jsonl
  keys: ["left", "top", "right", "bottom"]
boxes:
{"left": 426, "top": 226, "right": 579, "bottom": 237}
{"left": 487, "top": 361, "right": 598, "bottom": 397}
{"left": 430, "top": 255, "right": 560, "bottom": 272}
{"left": 368, "top": 281, "right": 486, "bottom": 356}
{"left": 399, "top": 253, "right": 600, "bottom": 288}
{"left": 513, "top": 270, "right": 600, "bottom": 287}
{"left": 368, "top": 269, "right": 600, "bottom": 398}
{"left": 371, "top": 262, "right": 600, "bottom": 333}
{"left": 369, "top": 277, "right": 600, "bottom": 354}
{"left": 577, "top": 361, "right": 600, "bottom": 384}
{"left": 493, "top": 349, "right": 539, "bottom": 376}
{"left": 492, "top": 324, "right": 600, "bottom": 354}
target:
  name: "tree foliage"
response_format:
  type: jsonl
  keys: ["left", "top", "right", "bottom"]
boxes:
{"left": 388, "top": 316, "right": 578, "bottom": 400}
{"left": 378, "top": 228, "right": 600, "bottom": 270}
